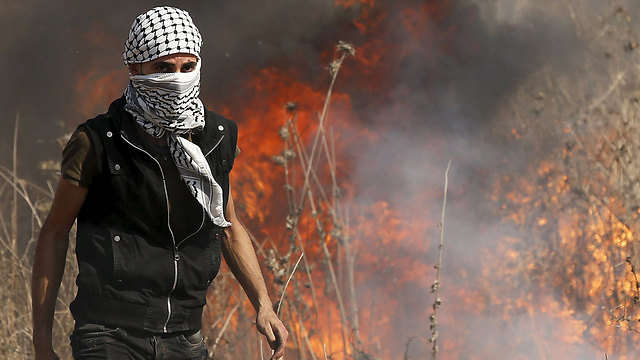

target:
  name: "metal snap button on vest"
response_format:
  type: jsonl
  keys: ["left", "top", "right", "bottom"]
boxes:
{"left": 114, "top": 164, "right": 121, "bottom": 171}
{"left": 114, "top": 235, "right": 121, "bottom": 242}
{"left": 218, "top": 125, "right": 224, "bottom": 131}
{"left": 106, "top": 131, "right": 113, "bottom": 138}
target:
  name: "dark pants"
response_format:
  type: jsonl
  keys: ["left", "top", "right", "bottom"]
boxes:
{"left": 70, "top": 322, "right": 209, "bottom": 360}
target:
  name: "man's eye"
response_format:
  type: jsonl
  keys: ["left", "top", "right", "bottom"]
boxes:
{"left": 183, "top": 64, "right": 196, "bottom": 72}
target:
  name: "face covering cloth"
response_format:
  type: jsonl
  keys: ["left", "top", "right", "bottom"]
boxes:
{"left": 123, "top": 6, "right": 230, "bottom": 228}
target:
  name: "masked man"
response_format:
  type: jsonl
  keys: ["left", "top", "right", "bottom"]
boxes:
{"left": 32, "top": 6, "right": 288, "bottom": 360}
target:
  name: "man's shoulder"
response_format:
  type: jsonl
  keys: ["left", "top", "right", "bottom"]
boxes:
{"left": 204, "top": 109, "right": 238, "bottom": 139}
{"left": 205, "top": 109, "right": 236, "bottom": 128}
{"left": 193, "top": 109, "right": 238, "bottom": 159}
{"left": 80, "top": 97, "right": 126, "bottom": 132}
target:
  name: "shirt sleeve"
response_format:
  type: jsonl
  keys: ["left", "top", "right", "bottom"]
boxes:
{"left": 61, "top": 128, "right": 97, "bottom": 188}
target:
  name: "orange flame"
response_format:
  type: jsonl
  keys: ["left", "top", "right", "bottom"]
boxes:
{"left": 69, "top": 1, "right": 640, "bottom": 358}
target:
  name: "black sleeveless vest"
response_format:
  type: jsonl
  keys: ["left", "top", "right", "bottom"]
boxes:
{"left": 69, "top": 97, "right": 237, "bottom": 333}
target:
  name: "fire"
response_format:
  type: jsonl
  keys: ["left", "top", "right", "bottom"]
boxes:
{"left": 218, "top": 67, "right": 355, "bottom": 224}
{"left": 74, "top": 69, "right": 124, "bottom": 119}
{"left": 335, "top": 0, "right": 377, "bottom": 35}
{"left": 482, "top": 149, "right": 640, "bottom": 358}
{"left": 65, "top": 0, "right": 640, "bottom": 359}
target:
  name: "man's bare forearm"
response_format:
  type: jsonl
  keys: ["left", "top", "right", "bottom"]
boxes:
{"left": 32, "top": 225, "right": 69, "bottom": 351}
{"left": 223, "top": 186, "right": 289, "bottom": 358}
{"left": 32, "top": 179, "right": 87, "bottom": 356}
{"left": 223, "top": 221, "right": 273, "bottom": 312}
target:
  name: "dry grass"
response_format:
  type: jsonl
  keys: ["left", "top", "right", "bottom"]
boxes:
{"left": 483, "top": 2, "right": 640, "bottom": 353}
{"left": 0, "top": 117, "right": 77, "bottom": 360}
{"left": 5, "top": 4, "right": 640, "bottom": 357}
{"left": 197, "top": 41, "right": 372, "bottom": 359}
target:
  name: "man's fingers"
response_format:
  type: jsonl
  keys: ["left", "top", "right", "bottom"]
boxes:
{"left": 259, "top": 321, "right": 277, "bottom": 343}
{"left": 270, "top": 325, "right": 283, "bottom": 349}
{"left": 269, "top": 323, "right": 288, "bottom": 359}
{"left": 257, "top": 311, "right": 288, "bottom": 359}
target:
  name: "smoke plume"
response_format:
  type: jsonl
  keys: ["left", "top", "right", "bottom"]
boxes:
{"left": 3, "top": 0, "right": 640, "bottom": 358}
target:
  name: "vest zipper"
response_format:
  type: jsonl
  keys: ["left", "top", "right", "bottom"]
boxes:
{"left": 204, "top": 134, "right": 224, "bottom": 157}
{"left": 178, "top": 210, "right": 205, "bottom": 247}
{"left": 120, "top": 134, "right": 178, "bottom": 333}
{"left": 167, "top": 249, "right": 179, "bottom": 331}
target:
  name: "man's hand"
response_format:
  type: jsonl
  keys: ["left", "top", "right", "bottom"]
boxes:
{"left": 256, "top": 307, "right": 289, "bottom": 360}
{"left": 223, "top": 188, "right": 289, "bottom": 358}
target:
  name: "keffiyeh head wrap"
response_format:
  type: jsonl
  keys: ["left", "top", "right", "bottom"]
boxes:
{"left": 123, "top": 6, "right": 230, "bottom": 228}
{"left": 123, "top": 6, "right": 202, "bottom": 65}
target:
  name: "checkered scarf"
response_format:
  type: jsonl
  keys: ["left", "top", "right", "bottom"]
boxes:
{"left": 123, "top": 6, "right": 202, "bottom": 65}
{"left": 123, "top": 6, "right": 230, "bottom": 228}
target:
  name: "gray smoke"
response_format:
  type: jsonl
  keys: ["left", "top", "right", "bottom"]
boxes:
{"left": 0, "top": 0, "right": 344, "bottom": 176}
{"left": 343, "top": 0, "right": 640, "bottom": 357}
{"left": 3, "top": 0, "right": 639, "bottom": 358}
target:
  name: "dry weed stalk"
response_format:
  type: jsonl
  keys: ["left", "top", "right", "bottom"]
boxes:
{"left": 0, "top": 117, "right": 77, "bottom": 360}
{"left": 428, "top": 160, "right": 451, "bottom": 360}
{"left": 201, "top": 41, "right": 360, "bottom": 360}
{"left": 12, "top": 113, "right": 18, "bottom": 252}
{"left": 277, "top": 252, "right": 304, "bottom": 315}
{"left": 267, "top": 42, "right": 380, "bottom": 360}
{"left": 212, "top": 303, "right": 241, "bottom": 355}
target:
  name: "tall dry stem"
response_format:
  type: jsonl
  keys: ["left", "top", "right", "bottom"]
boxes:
{"left": 429, "top": 160, "right": 451, "bottom": 360}
{"left": 12, "top": 113, "right": 19, "bottom": 252}
{"left": 267, "top": 41, "right": 371, "bottom": 360}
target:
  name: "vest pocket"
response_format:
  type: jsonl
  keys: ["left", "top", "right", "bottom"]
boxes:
{"left": 181, "top": 229, "right": 223, "bottom": 292}
{"left": 108, "top": 229, "right": 175, "bottom": 301}
{"left": 107, "top": 157, "right": 125, "bottom": 175}
{"left": 110, "top": 230, "right": 137, "bottom": 285}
